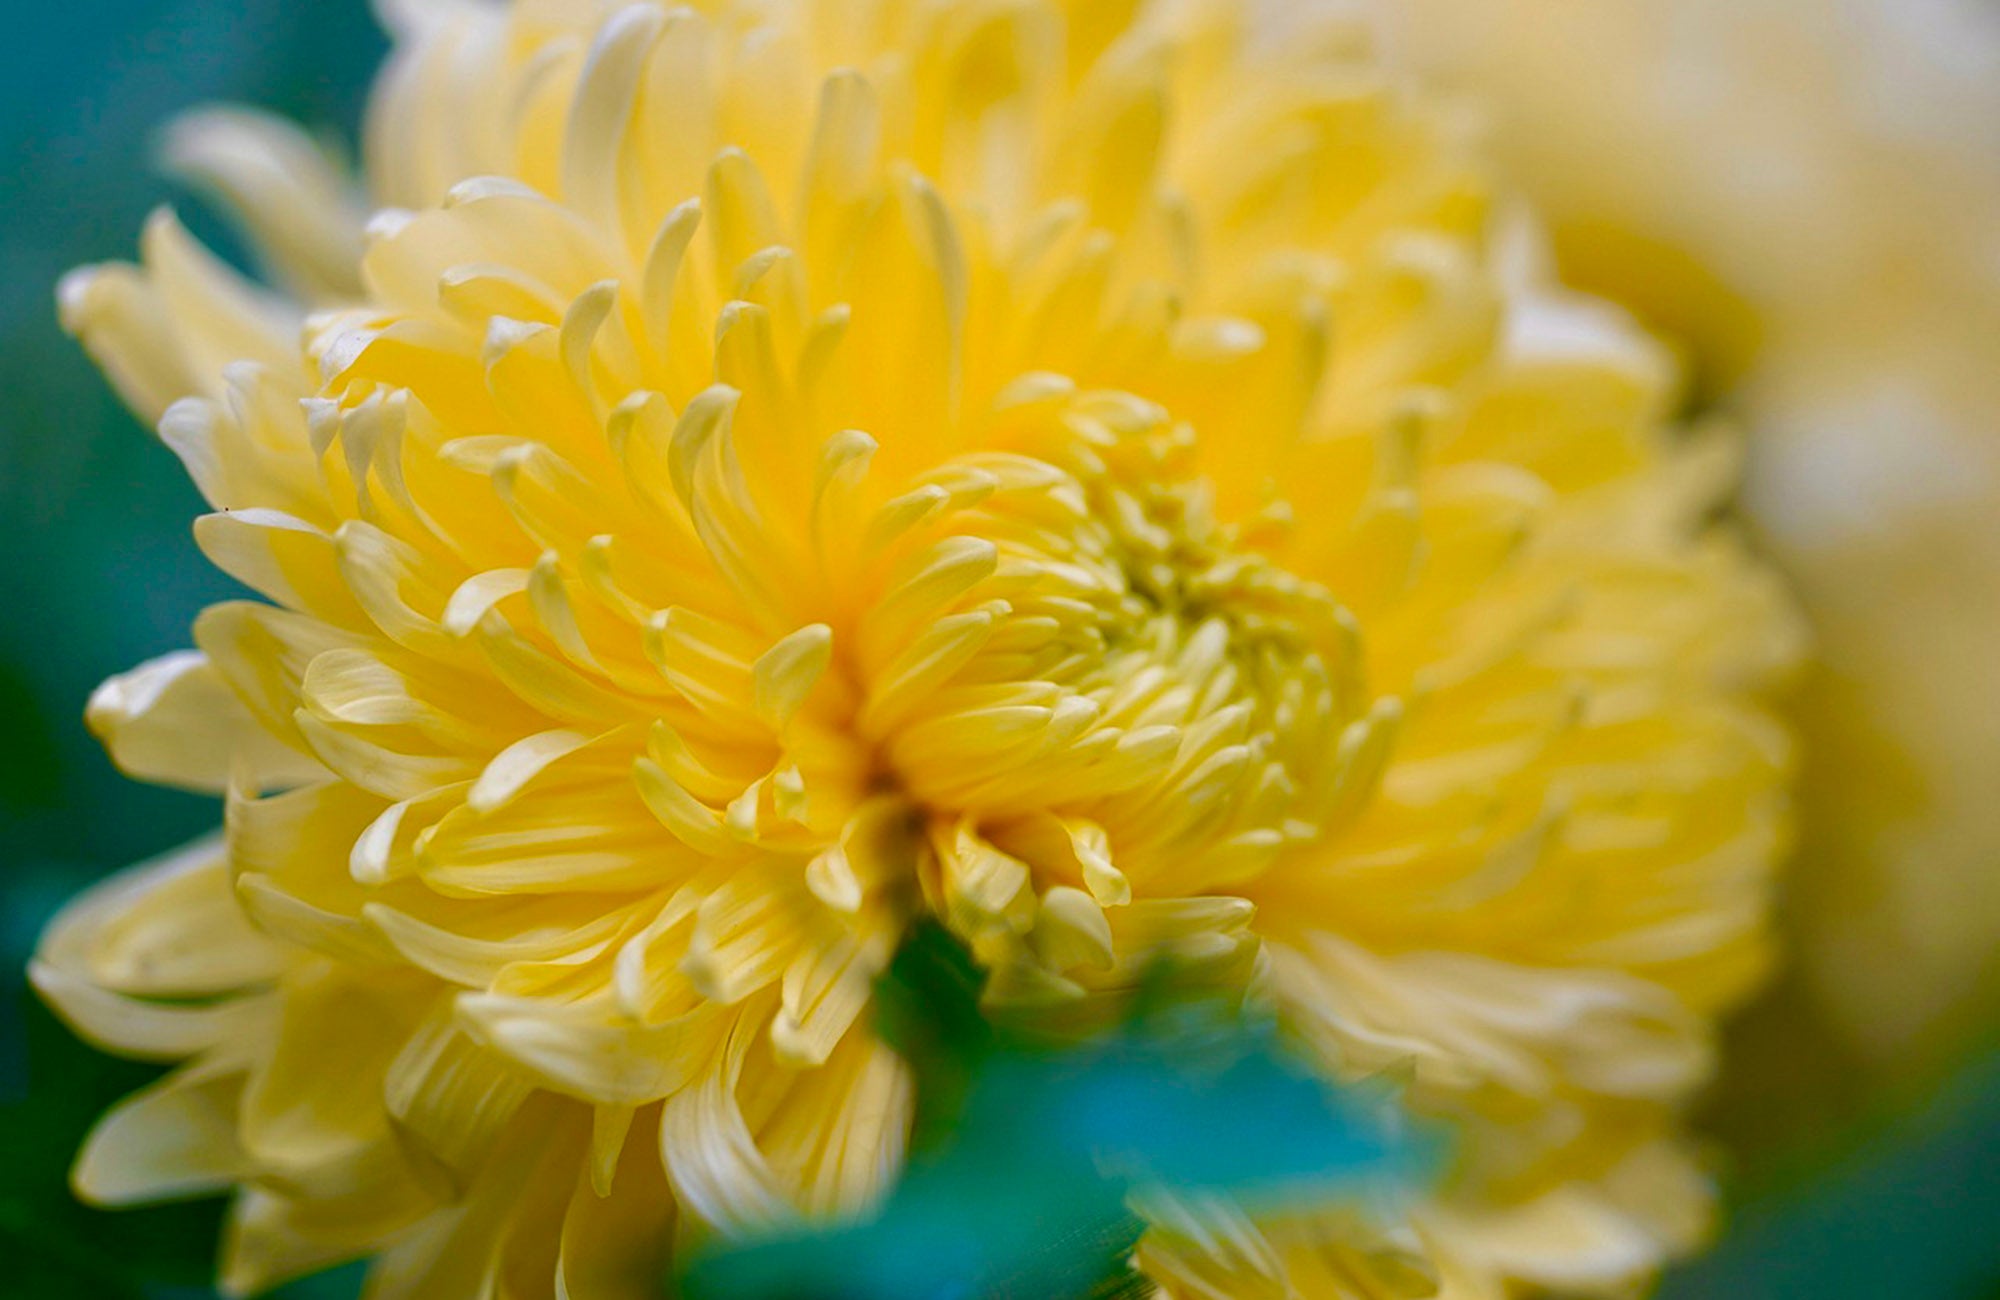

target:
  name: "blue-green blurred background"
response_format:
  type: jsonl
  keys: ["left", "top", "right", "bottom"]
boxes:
{"left": 0, "top": 3, "right": 1995, "bottom": 1298}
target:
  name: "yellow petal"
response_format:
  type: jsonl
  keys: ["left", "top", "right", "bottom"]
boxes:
{"left": 73, "top": 1059, "right": 252, "bottom": 1206}
{"left": 88, "top": 651, "right": 323, "bottom": 794}
{"left": 458, "top": 991, "right": 729, "bottom": 1106}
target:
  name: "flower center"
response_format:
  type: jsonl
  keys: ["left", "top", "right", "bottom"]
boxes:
{"left": 852, "top": 387, "right": 1365, "bottom": 898}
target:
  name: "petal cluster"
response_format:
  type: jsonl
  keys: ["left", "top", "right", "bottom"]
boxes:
{"left": 41, "top": 1, "right": 1802, "bottom": 1296}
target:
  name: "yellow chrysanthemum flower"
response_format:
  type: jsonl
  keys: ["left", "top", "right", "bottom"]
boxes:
{"left": 37, "top": 1, "right": 1802, "bottom": 1296}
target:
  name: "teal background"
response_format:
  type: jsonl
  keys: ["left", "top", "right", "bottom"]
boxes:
{"left": 0, "top": 3, "right": 1994, "bottom": 1298}
{"left": 0, "top": 4, "right": 383, "bottom": 1295}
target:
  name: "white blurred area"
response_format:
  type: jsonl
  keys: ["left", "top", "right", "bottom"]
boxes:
{"left": 1341, "top": 0, "right": 2000, "bottom": 1068}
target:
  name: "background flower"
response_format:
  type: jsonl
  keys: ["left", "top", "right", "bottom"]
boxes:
{"left": 1370, "top": 0, "right": 2000, "bottom": 1078}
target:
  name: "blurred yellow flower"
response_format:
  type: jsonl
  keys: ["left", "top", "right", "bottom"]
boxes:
{"left": 1381, "top": 0, "right": 2000, "bottom": 1067}
{"left": 38, "top": 1, "right": 1801, "bottom": 1296}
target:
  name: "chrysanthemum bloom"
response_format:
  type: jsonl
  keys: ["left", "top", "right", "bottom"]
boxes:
{"left": 38, "top": 1, "right": 1802, "bottom": 1295}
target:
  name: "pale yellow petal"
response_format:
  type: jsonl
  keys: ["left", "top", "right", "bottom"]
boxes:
{"left": 160, "top": 106, "right": 368, "bottom": 300}
{"left": 88, "top": 650, "right": 324, "bottom": 794}
{"left": 73, "top": 1059, "right": 252, "bottom": 1206}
